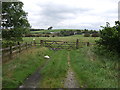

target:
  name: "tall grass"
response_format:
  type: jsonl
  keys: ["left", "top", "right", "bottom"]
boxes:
{"left": 70, "top": 47, "right": 119, "bottom": 88}
{"left": 2, "top": 47, "right": 49, "bottom": 88}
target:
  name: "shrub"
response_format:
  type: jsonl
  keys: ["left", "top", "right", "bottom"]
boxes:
{"left": 25, "top": 34, "right": 42, "bottom": 37}
{"left": 84, "top": 33, "right": 90, "bottom": 37}
{"left": 91, "top": 33, "right": 99, "bottom": 37}
{"left": 52, "top": 35, "right": 55, "bottom": 37}
{"left": 45, "top": 34, "right": 50, "bottom": 37}
{"left": 96, "top": 21, "right": 120, "bottom": 55}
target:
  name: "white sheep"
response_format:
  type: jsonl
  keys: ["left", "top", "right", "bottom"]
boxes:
{"left": 33, "top": 38, "right": 35, "bottom": 40}
{"left": 44, "top": 55, "right": 50, "bottom": 59}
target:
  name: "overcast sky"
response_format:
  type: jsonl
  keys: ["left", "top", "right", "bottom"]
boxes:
{"left": 20, "top": 0, "right": 119, "bottom": 30}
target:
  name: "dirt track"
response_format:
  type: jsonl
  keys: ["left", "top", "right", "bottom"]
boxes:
{"left": 18, "top": 60, "right": 49, "bottom": 88}
{"left": 64, "top": 52, "right": 79, "bottom": 88}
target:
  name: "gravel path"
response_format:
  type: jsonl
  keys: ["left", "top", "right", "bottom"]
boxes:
{"left": 64, "top": 52, "right": 79, "bottom": 88}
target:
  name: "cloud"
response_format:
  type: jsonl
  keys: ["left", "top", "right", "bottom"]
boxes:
{"left": 36, "top": 3, "right": 93, "bottom": 26}
{"left": 21, "top": 0, "right": 119, "bottom": 30}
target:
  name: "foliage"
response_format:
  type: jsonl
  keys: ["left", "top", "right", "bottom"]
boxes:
{"left": 96, "top": 21, "right": 120, "bottom": 54}
{"left": 91, "top": 33, "right": 100, "bottom": 37}
{"left": 2, "top": 2, "right": 30, "bottom": 45}
{"left": 25, "top": 34, "right": 42, "bottom": 37}
{"left": 30, "top": 29, "right": 44, "bottom": 31}
{"left": 29, "top": 29, "right": 99, "bottom": 37}
{"left": 48, "top": 26, "right": 53, "bottom": 30}
{"left": 60, "top": 30, "right": 75, "bottom": 36}
{"left": 2, "top": 40, "right": 17, "bottom": 48}
{"left": 84, "top": 33, "right": 90, "bottom": 37}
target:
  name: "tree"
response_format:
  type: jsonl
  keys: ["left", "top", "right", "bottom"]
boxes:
{"left": 106, "top": 22, "right": 110, "bottom": 27}
{"left": 2, "top": 2, "right": 30, "bottom": 43}
{"left": 48, "top": 26, "right": 53, "bottom": 30}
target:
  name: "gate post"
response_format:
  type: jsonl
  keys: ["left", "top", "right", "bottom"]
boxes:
{"left": 26, "top": 42, "right": 27, "bottom": 49}
{"left": 18, "top": 42, "right": 21, "bottom": 53}
{"left": 87, "top": 42, "right": 90, "bottom": 46}
{"left": 10, "top": 45, "right": 12, "bottom": 54}
{"left": 34, "top": 40, "right": 36, "bottom": 46}
{"left": 40, "top": 40, "right": 43, "bottom": 46}
{"left": 76, "top": 39, "right": 79, "bottom": 49}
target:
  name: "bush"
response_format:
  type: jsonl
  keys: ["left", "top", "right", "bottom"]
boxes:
{"left": 96, "top": 21, "right": 120, "bottom": 55}
{"left": 25, "top": 34, "right": 42, "bottom": 37}
{"left": 84, "top": 33, "right": 90, "bottom": 37}
{"left": 52, "top": 35, "right": 55, "bottom": 37}
{"left": 2, "top": 40, "right": 17, "bottom": 48}
{"left": 60, "top": 30, "right": 74, "bottom": 36}
{"left": 91, "top": 33, "right": 99, "bottom": 37}
{"left": 45, "top": 34, "right": 50, "bottom": 37}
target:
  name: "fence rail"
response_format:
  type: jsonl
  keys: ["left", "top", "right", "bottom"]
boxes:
{"left": 2, "top": 39, "right": 96, "bottom": 57}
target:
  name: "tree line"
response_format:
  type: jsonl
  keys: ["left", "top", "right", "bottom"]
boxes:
{"left": 25, "top": 29, "right": 99, "bottom": 37}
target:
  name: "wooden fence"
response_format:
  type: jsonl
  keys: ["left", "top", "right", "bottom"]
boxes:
{"left": 40, "top": 39, "right": 92, "bottom": 49}
{"left": 2, "top": 42, "right": 34, "bottom": 57}
{"left": 2, "top": 39, "right": 96, "bottom": 57}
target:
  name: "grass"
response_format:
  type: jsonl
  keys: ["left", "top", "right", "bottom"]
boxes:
{"left": 2, "top": 45, "right": 119, "bottom": 88}
{"left": 38, "top": 46, "right": 119, "bottom": 88}
{"left": 2, "top": 47, "right": 50, "bottom": 88}
{"left": 39, "top": 50, "right": 68, "bottom": 88}
{"left": 70, "top": 47, "right": 119, "bottom": 88}
{"left": 23, "top": 35, "right": 99, "bottom": 44}
{"left": 3, "top": 34, "right": 118, "bottom": 88}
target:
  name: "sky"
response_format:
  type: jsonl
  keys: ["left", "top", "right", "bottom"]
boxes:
{"left": 20, "top": 0, "right": 119, "bottom": 30}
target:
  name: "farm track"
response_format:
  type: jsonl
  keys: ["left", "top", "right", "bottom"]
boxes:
{"left": 64, "top": 52, "right": 79, "bottom": 88}
{"left": 18, "top": 50, "right": 79, "bottom": 88}
{"left": 18, "top": 59, "right": 49, "bottom": 89}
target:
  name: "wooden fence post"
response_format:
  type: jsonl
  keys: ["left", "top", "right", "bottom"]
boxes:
{"left": 10, "top": 46, "right": 12, "bottom": 54}
{"left": 31, "top": 42, "right": 33, "bottom": 46}
{"left": 18, "top": 42, "right": 21, "bottom": 53}
{"left": 34, "top": 40, "right": 36, "bottom": 46}
{"left": 87, "top": 42, "right": 90, "bottom": 46}
{"left": 40, "top": 40, "right": 43, "bottom": 46}
{"left": 76, "top": 39, "right": 79, "bottom": 49}
{"left": 26, "top": 42, "right": 27, "bottom": 49}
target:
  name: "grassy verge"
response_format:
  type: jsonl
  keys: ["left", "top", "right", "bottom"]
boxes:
{"left": 70, "top": 47, "right": 119, "bottom": 88}
{"left": 2, "top": 47, "right": 50, "bottom": 88}
{"left": 39, "top": 50, "right": 68, "bottom": 88}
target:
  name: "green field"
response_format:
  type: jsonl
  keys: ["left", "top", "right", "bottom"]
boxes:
{"left": 23, "top": 35, "right": 99, "bottom": 43}
{"left": 3, "top": 34, "right": 119, "bottom": 88}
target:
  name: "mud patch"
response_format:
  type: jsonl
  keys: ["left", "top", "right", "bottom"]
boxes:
{"left": 18, "top": 60, "right": 49, "bottom": 89}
